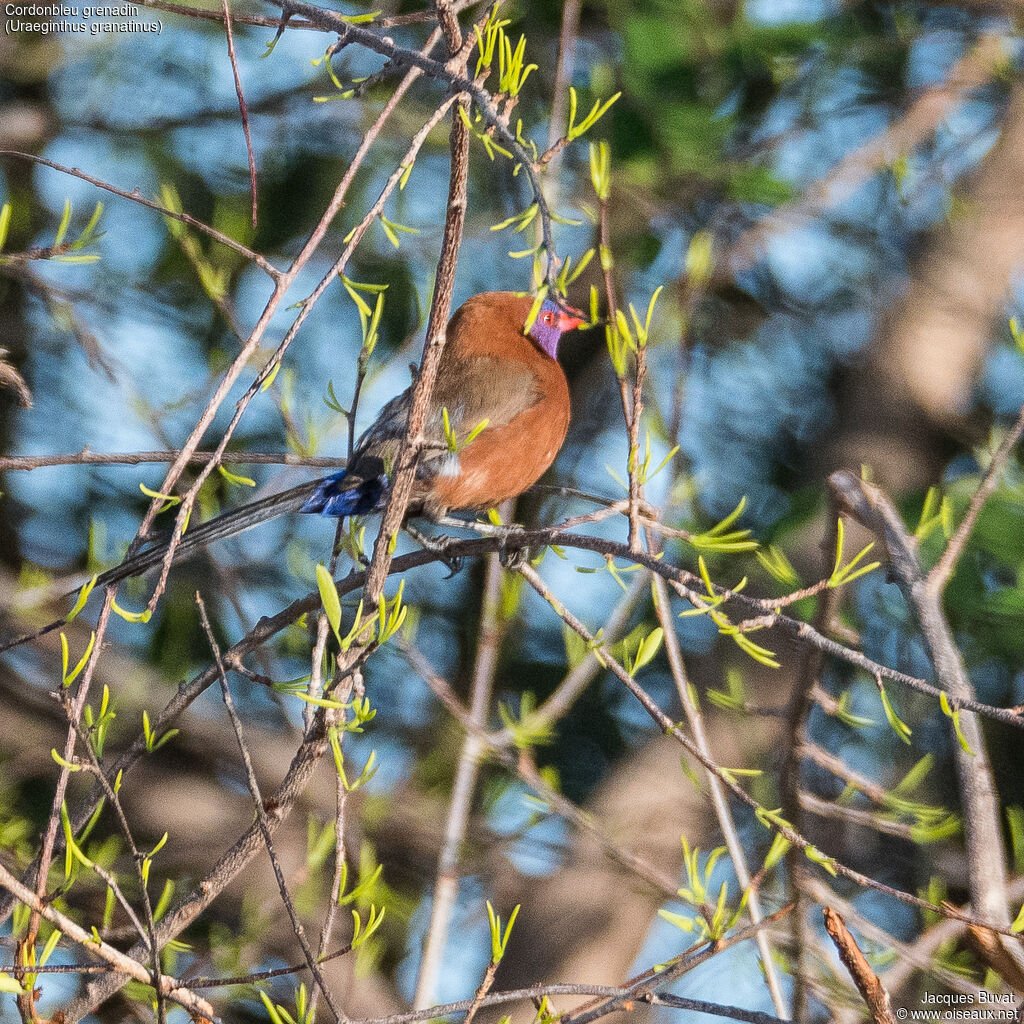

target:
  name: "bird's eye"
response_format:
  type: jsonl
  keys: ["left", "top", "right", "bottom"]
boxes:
{"left": 542, "top": 311, "right": 555, "bottom": 325}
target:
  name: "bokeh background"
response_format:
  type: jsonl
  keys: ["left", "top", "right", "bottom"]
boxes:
{"left": 4, "top": 0, "right": 1024, "bottom": 1020}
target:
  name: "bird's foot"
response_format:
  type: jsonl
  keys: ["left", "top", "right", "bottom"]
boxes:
{"left": 405, "top": 523, "right": 463, "bottom": 578}
{"left": 430, "top": 514, "right": 530, "bottom": 569}
{"left": 498, "top": 543, "right": 530, "bottom": 569}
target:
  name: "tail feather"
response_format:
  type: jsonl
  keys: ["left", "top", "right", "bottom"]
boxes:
{"left": 94, "top": 466, "right": 391, "bottom": 588}
{"left": 95, "top": 478, "right": 324, "bottom": 588}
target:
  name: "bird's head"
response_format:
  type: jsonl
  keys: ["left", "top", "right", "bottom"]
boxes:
{"left": 527, "top": 297, "right": 587, "bottom": 359}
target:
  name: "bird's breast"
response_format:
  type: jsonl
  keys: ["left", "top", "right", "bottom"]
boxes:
{"left": 420, "top": 358, "right": 571, "bottom": 513}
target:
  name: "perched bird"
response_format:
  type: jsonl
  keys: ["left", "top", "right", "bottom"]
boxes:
{"left": 95, "top": 291, "right": 584, "bottom": 587}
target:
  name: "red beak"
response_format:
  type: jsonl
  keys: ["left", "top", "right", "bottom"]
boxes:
{"left": 556, "top": 306, "right": 587, "bottom": 331}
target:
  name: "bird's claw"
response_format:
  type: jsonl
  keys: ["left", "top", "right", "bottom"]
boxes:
{"left": 440, "top": 553, "right": 464, "bottom": 579}
{"left": 406, "top": 524, "right": 463, "bottom": 577}
{"left": 498, "top": 543, "right": 529, "bottom": 569}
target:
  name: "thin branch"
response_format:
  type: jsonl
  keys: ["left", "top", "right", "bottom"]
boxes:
{"left": 728, "top": 30, "right": 1008, "bottom": 273}
{"left": 797, "top": 792, "right": 919, "bottom": 841}
{"left": 0, "top": 448, "right": 344, "bottom": 471}
{"left": 414, "top": 548, "right": 505, "bottom": 1008}
{"left": 822, "top": 906, "right": 896, "bottom": 1024}
{"left": 0, "top": 860, "right": 217, "bottom": 1020}
{"left": 140, "top": 44, "right": 444, "bottom": 614}
{"left": 131, "top": 0, "right": 481, "bottom": 30}
{"left": 65, "top": 711, "right": 167, "bottom": 1024}
{"left": 782, "top": 511, "right": 839, "bottom": 1023}
{"left": 463, "top": 961, "right": 499, "bottom": 1024}
{"left": 649, "top": 553, "right": 788, "bottom": 1017}
{"left": 8, "top": 521, "right": 1024, "bottom": 735}
{"left": 400, "top": 638, "right": 679, "bottom": 897}
{"left": 221, "top": 0, "right": 258, "bottom": 227}
{"left": 801, "top": 876, "right": 988, "bottom": 999}
{"left": 20, "top": 590, "right": 115, "bottom": 980}
{"left": 360, "top": 38, "right": 472, "bottom": 606}
{"left": 187, "top": 942, "right": 353, "bottom": 988}
{"left": 0, "top": 150, "right": 279, "bottom": 277}
{"left": 196, "top": 593, "right": 346, "bottom": 1023}
{"left": 559, "top": 906, "right": 794, "bottom": 1024}
{"left": 261, "top": 0, "right": 562, "bottom": 288}
{"left": 648, "top": 995, "right": 788, "bottom": 1024}
{"left": 309, "top": 520, "right": 354, "bottom": 1021}
{"left": 830, "top": 470, "right": 1018, "bottom": 934}
{"left": 513, "top": 561, "right": 1024, "bottom": 935}
{"left": 929, "top": 400, "right": 1024, "bottom": 592}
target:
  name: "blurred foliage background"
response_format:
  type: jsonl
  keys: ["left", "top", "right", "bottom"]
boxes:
{"left": 4, "top": 0, "right": 1024, "bottom": 1020}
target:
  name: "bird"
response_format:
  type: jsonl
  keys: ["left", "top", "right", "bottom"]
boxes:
{"left": 93, "top": 291, "right": 585, "bottom": 588}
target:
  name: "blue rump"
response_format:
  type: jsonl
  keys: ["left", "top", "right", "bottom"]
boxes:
{"left": 299, "top": 470, "right": 387, "bottom": 518}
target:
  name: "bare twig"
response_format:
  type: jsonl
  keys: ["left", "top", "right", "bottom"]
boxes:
{"left": 414, "top": 549, "right": 506, "bottom": 1008}
{"left": 0, "top": 151, "right": 279, "bottom": 277}
{"left": 141, "top": 38, "right": 446, "bottom": 614}
{"left": 649, "top": 558, "right": 788, "bottom": 1017}
{"left": 221, "top": 0, "right": 258, "bottom": 227}
{"left": 782, "top": 512, "right": 840, "bottom": 1023}
{"left": 0, "top": 448, "right": 343, "bottom": 471}
{"left": 929, "top": 401, "right": 1024, "bottom": 591}
{"left": 559, "top": 906, "right": 794, "bottom": 1024}
{"left": 65, "top": 711, "right": 167, "bottom": 1024}
{"left": 822, "top": 906, "right": 896, "bottom": 1024}
{"left": 513, "top": 561, "right": 1024, "bottom": 934}
{"left": 463, "top": 961, "right": 499, "bottom": 1024}
{"left": 196, "top": 593, "right": 346, "bottom": 1023}
{"left": 400, "top": 638, "right": 679, "bottom": 897}
{"left": 830, "top": 470, "right": 1017, "bottom": 934}
{"left": 360, "top": 30, "right": 472, "bottom": 606}
{"left": 802, "top": 877, "right": 987, "bottom": 999}
{"left": 729, "top": 31, "right": 1007, "bottom": 273}
{"left": 0, "top": 860, "right": 217, "bottom": 1020}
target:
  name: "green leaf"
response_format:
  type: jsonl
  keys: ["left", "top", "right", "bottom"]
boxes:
{"left": 486, "top": 901, "right": 520, "bottom": 963}
{"left": 111, "top": 598, "right": 152, "bottom": 624}
{"left": 939, "top": 692, "right": 974, "bottom": 756}
{"left": 631, "top": 627, "right": 664, "bottom": 673}
{"left": 260, "top": 991, "right": 288, "bottom": 1024}
{"left": 755, "top": 545, "right": 799, "bottom": 586}
{"left": 589, "top": 141, "right": 611, "bottom": 201}
{"left": 828, "top": 518, "right": 880, "bottom": 587}
{"left": 0, "top": 974, "right": 25, "bottom": 995}
{"left": 53, "top": 199, "right": 73, "bottom": 247}
{"left": 689, "top": 496, "right": 758, "bottom": 553}
{"left": 762, "top": 833, "right": 791, "bottom": 873}
{"left": 378, "top": 214, "right": 419, "bottom": 249}
{"left": 491, "top": 204, "right": 538, "bottom": 233}
{"left": 523, "top": 289, "right": 547, "bottom": 336}
{"left": 878, "top": 685, "right": 912, "bottom": 744}
{"left": 139, "top": 482, "right": 180, "bottom": 513}
{"left": 61, "top": 630, "right": 95, "bottom": 688}
{"left": 803, "top": 844, "right": 838, "bottom": 876}
{"left": 338, "top": 9, "right": 380, "bottom": 22}
{"left": 1011, "top": 902, "right": 1024, "bottom": 934}
{"left": 218, "top": 464, "right": 256, "bottom": 488}
{"left": 71, "top": 202, "right": 104, "bottom": 250}
{"left": 66, "top": 574, "right": 97, "bottom": 624}
{"left": 567, "top": 88, "right": 621, "bottom": 141}
{"left": 316, "top": 564, "right": 342, "bottom": 643}
{"left": 0, "top": 203, "right": 12, "bottom": 253}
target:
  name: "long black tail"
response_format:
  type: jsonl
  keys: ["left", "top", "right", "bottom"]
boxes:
{"left": 94, "top": 478, "right": 324, "bottom": 588}
{"left": 0, "top": 466, "right": 392, "bottom": 656}
{"left": 95, "top": 461, "right": 391, "bottom": 588}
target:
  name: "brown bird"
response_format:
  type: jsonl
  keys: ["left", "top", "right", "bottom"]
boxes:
{"left": 94, "top": 291, "right": 584, "bottom": 586}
